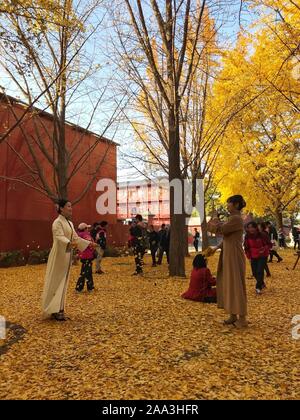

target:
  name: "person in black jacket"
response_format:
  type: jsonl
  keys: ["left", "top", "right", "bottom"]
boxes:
{"left": 193, "top": 228, "right": 200, "bottom": 252}
{"left": 266, "top": 222, "right": 283, "bottom": 263}
{"left": 157, "top": 224, "right": 170, "bottom": 265}
{"left": 292, "top": 226, "right": 300, "bottom": 250}
{"left": 130, "top": 214, "right": 147, "bottom": 275}
{"left": 149, "top": 225, "right": 159, "bottom": 267}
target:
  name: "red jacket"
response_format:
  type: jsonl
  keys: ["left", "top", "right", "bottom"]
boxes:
{"left": 181, "top": 268, "right": 216, "bottom": 302}
{"left": 78, "top": 231, "right": 94, "bottom": 260}
{"left": 244, "top": 232, "right": 272, "bottom": 259}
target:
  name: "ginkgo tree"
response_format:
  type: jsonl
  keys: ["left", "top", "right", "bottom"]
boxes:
{"left": 213, "top": 29, "right": 300, "bottom": 227}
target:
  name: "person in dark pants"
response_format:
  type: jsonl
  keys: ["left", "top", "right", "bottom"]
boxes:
{"left": 149, "top": 225, "right": 159, "bottom": 267}
{"left": 94, "top": 221, "right": 108, "bottom": 274}
{"left": 266, "top": 222, "right": 283, "bottom": 263}
{"left": 244, "top": 222, "right": 271, "bottom": 294}
{"left": 293, "top": 227, "right": 300, "bottom": 250}
{"left": 278, "top": 228, "right": 286, "bottom": 248}
{"left": 130, "top": 214, "right": 146, "bottom": 276}
{"left": 76, "top": 223, "right": 95, "bottom": 292}
{"left": 157, "top": 224, "right": 170, "bottom": 265}
{"left": 193, "top": 228, "right": 200, "bottom": 252}
{"left": 258, "top": 222, "right": 272, "bottom": 278}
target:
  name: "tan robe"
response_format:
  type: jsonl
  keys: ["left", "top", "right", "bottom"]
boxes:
{"left": 42, "top": 215, "right": 90, "bottom": 317}
{"left": 208, "top": 214, "right": 247, "bottom": 316}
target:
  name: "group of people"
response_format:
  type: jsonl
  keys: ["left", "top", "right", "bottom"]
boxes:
{"left": 180, "top": 195, "right": 294, "bottom": 329}
{"left": 128, "top": 216, "right": 170, "bottom": 275}
{"left": 41, "top": 195, "right": 289, "bottom": 329}
{"left": 181, "top": 216, "right": 286, "bottom": 312}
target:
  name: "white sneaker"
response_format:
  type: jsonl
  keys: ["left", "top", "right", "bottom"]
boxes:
{"left": 256, "top": 289, "right": 262, "bottom": 295}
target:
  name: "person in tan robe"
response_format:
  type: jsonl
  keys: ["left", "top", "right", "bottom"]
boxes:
{"left": 207, "top": 195, "right": 248, "bottom": 328}
{"left": 42, "top": 200, "right": 94, "bottom": 321}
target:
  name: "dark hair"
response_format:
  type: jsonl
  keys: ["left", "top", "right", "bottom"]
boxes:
{"left": 246, "top": 221, "right": 258, "bottom": 230}
{"left": 193, "top": 254, "right": 207, "bottom": 269}
{"left": 135, "top": 214, "right": 143, "bottom": 222}
{"left": 259, "top": 222, "right": 267, "bottom": 231}
{"left": 227, "top": 195, "right": 246, "bottom": 211}
{"left": 56, "top": 199, "right": 70, "bottom": 214}
{"left": 100, "top": 221, "right": 108, "bottom": 227}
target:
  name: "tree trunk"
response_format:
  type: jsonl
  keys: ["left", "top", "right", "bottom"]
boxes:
{"left": 168, "top": 110, "right": 185, "bottom": 277}
{"left": 275, "top": 208, "right": 283, "bottom": 230}
{"left": 184, "top": 223, "right": 190, "bottom": 257}
{"left": 201, "top": 207, "right": 209, "bottom": 250}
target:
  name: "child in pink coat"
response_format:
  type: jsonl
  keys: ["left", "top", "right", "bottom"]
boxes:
{"left": 75, "top": 223, "right": 95, "bottom": 292}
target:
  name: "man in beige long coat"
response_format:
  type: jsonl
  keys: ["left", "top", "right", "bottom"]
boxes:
{"left": 207, "top": 195, "right": 248, "bottom": 329}
{"left": 42, "top": 200, "right": 94, "bottom": 321}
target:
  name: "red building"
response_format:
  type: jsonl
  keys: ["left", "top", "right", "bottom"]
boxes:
{"left": 0, "top": 95, "right": 118, "bottom": 252}
{"left": 117, "top": 180, "right": 171, "bottom": 225}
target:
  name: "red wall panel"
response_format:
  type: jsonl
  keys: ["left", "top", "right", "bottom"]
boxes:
{"left": 0, "top": 99, "right": 118, "bottom": 252}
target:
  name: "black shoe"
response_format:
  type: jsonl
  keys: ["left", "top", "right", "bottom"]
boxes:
{"left": 132, "top": 271, "right": 143, "bottom": 276}
{"left": 51, "top": 312, "right": 67, "bottom": 321}
{"left": 277, "top": 258, "right": 283, "bottom": 263}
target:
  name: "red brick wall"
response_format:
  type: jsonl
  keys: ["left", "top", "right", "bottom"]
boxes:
{"left": 0, "top": 101, "right": 118, "bottom": 252}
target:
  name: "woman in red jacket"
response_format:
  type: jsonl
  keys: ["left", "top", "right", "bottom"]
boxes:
{"left": 182, "top": 254, "right": 217, "bottom": 303}
{"left": 244, "top": 222, "right": 271, "bottom": 294}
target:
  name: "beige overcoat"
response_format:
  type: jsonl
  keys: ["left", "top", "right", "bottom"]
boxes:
{"left": 208, "top": 214, "right": 247, "bottom": 316}
{"left": 42, "top": 215, "right": 89, "bottom": 317}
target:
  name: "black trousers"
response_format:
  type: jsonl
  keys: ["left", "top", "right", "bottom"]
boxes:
{"left": 203, "top": 296, "right": 217, "bottom": 303}
{"left": 269, "top": 250, "right": 282, "bottom": 262}
{"left": 76, "top": 259, "right": 94, "bottom": 291}
{"left": 157, "top": 246, "right": 169, "bottom": 264}
{"left": 251, "top": 257, "right": 266, "bottom": 290}
{"left": 194, "top": 240, "right": 199, "bottom": 252}
{"left": 294, "top": 239, "right": 300, "bottom": 250}
{"left": 133, "top": 245, "right": 144, "bottom": 273}
{"left": 150, "top": 247, "right": 158, "bottom": 265}
{"left": 264, "top": 260, "right": 271, "bottom": 276}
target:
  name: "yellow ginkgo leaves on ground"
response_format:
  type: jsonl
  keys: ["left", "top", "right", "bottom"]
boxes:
{"left": 0, "top": 249, "right": 299, "bottom": 400}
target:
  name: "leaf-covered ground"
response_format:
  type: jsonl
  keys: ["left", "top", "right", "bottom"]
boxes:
{"left": 0, "top": 250, "right": 299, "bottom": 400}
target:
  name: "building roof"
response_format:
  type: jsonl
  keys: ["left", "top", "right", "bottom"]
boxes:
{"left": 0, "top": 92, "right": 119, "bottom": 146}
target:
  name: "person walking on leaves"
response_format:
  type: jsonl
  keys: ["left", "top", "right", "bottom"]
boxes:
{"left": 193, "top": 228, "right": 200, "bottom": 252}
{"left": 95, "top": 221, "right": 108, "bottom": 274}
{"left": 75, "top": 223, "right": 96, "bottom": 293}
{"left": 130, "top": 214, "right": 147, "bottom": 276}
{"left": 207, "top": 195, "right": 248, "bottom": 329}
{"left": 266, "top": 222, "right": 283, "bottom": 263}
{"left": 157, "top": 224, "right": 170, "bottom": 265}
{"left": 42, "top": 199, "right": 96, "bottom": 321}
{"left": 244, "top": 222, "right": 272, "bottom": 295}
{"left": 149, "top": 225, "right": 159, "bottom": 267}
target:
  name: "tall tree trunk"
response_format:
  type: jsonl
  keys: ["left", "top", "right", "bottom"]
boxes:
{"left": 184, "top": 223, "right": 190, "bottom": 257}
{"left": 168, "top": 109, "right": 186, "bottom": 277}
{"left": 275, "top": 208, "right": 283, "bottom": 230}
{"left": 201, "top": 207, "right": 209, "bottom": 250}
